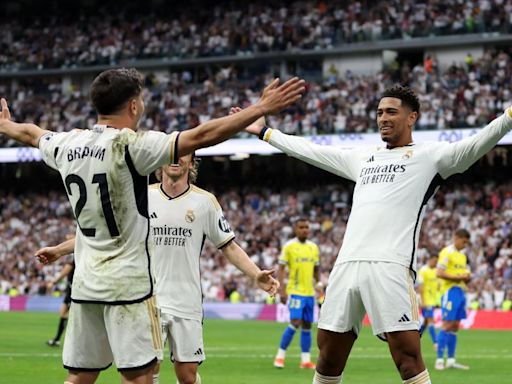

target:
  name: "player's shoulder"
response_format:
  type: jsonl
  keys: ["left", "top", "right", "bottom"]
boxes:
{"left": 190, "top": 185, "right": 221, "bottom": 210}
{"left": 306, "top": 239, "right": 319, "bottom": 248}
{"left": 283, "top": 237, "right": 299, "bottom": 247}
{"left": 148, "top": 183, "right": 160, "bottom": 190}
{"left": 440, "top": 244, "right": 454, "bottom": 254}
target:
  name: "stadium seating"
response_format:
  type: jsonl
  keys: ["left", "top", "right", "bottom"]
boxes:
{"left": 0, "top": 48, "right": 511, "bottom": 148}
{"left": 0, "top": 0, "right": 511, "bottom": 70}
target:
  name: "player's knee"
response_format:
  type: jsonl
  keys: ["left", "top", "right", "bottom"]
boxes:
{"left": 176, "top": 370, "right": 198, "bottom": 384}
{"left": 291, "top": 319, "right": 302, "bottom": 328}
{"left": 394, "top": 353, "right": 423, "bottom": 379}
{"left": 302, "top": 321, "right": 312, "bottom": 330}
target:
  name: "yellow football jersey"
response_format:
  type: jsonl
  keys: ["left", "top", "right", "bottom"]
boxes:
{"left": 418, "top": 265, "right": 439, "bottom": 307}
{"left": 279, "top": 238, "right": 319, "bottom": 296}
{"left": 437, "top": 245, "right": 469, "bottom": 294}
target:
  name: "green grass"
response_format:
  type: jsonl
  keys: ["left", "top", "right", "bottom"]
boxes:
{"left": 0, "top": 312, "right": 510, "bottom": 383}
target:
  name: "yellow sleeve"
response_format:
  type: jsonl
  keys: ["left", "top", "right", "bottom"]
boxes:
{"left": 314, "top": 244, "right": 320, "bottom": 265}
{"left": 417, "top": 268, "right": 425, "bottom": 284}
{"left": 437, "top": 248, "right": 449, "bottom": 269}
{"left": 279, "top": 243, "right": 290, "bottom": 265}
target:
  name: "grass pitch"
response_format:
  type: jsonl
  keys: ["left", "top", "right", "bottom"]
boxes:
{"left": 0, "top": 311, "right": 510, "bottom": 383}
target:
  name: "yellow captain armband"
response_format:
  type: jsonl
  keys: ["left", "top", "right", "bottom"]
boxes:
{"left": 508, "top": 107, "right": 512, "bottom": 119}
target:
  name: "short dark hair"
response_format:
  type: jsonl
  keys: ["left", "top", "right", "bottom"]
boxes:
{"left": 90, "top": 68, "right": 144, "bottom": 115}
{"left": 381, "top": 85, "right": 420, "bottom": 113}
{"left": 295, "top": 217, "right": 309, "bottom": 225}
{"left": 455, "top": 228, "right": 470, "bottom": 239}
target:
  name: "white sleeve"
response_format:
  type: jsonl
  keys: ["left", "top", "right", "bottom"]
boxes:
{"left": 38, "top": 131, "right": 67, "bottom": 170}
{"left": 127, "top": 130, "right": 180, "bottom": 176}
{"left": 205, "top": 198, "right": 235, "bottom": 249}
{"left": 263, "top": 128, "right": 361, "bottom": 181}
{"left": 430, "top": 110, "right": 512, "bottom": 179}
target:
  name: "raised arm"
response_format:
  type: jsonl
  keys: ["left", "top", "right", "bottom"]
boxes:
{"left": 432, "top": 108, "right": 512, "bottom": 178}
{"left": 176, "top": 77, "right": 305, "bottom": 157}
{"left": 0, "top": 98, "right": 51, "bottom": 147}
{"left": 237, "top": 108, "right": 360, "bottom": 181}
{"left": 221, "top": 241, "right": 279, "bottom": 296}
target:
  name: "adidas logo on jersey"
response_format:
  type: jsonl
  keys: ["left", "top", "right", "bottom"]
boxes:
{"left": 366, "top": 155, "right": 374, "bottom": 162}
{"left": 194, "top": 348, "right": 203, "bottom": 356}
{"left": 398, "top": 314, "right": 410, "bottom": 322}
{"left": 150, "top": 212, "right": 158, "bottom": 219}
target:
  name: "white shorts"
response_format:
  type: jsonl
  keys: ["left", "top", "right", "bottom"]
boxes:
{"left": 161, "top": 313, "right": 205, "bottom": 363}
{"left": 318, "top": 261, "right": 420, "bottom": 339}
{"left": 63, "top": 296, "right": 163, "bottom": 371}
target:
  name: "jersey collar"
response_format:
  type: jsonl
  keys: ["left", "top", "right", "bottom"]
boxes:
{"left": 386, "top": 143, "right": 415, "bottom": 150}
{"left": 159, "top": 183, "right": 191, "bottom": 200}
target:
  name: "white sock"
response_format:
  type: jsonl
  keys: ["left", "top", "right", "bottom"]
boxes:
{"left": 446, "top": 357, "right": 455, "bottom": 366}
{"left": 312, "top": 371, "right": 342, "bottom": 384}
{"left": 301, "top": 352, "right": 312, "bottom": 363}
{"left": 276, "top": 348, "right": 286, "bottom": 359}
{"left": 403, "top": 369, "right": 431, "bottom": 384}
{"left": 153, "top": 372, "right": 159, "bottom": 384}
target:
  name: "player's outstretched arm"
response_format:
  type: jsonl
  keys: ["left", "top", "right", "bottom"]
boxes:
{"left": 0, "top": 98, "right": 51, "bottom": 147}
{"left": 221, "top": 241, "right": 280, "bottom": 296}
{"left": 231, "top": 106, "right": 359, "bottom": 181}
{"left": 176, "top": 77, "right": 305, "bottom": 156}
{"left": 436, "top": 268, "right": 470, "bottom": 283}
{"left": 35, "top": 237, "right": 76, "bottom": 265}
{"left": 433, "top": 107, "right": 512, "bottom": 178}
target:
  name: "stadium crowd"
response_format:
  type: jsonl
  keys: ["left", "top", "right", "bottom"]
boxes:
{"left": 1, "top": 0, "right": 511, "bottom": 71}
{"left": 1, "top": 180, "right": 511, "bottom": 309}
{"left": 1, "top": 47, "right": 511, "bottom": 149}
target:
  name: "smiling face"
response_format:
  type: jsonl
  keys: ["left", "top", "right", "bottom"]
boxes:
{"left": 162, "top": 154, "right": 194, "bottom": 182}
{"left": 376, "top": 97, "right": 417, "bottom": 147}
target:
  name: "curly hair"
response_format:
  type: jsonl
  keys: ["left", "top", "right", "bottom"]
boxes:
{"left": 381, "top": 85, "right": 420, "bottom": 113}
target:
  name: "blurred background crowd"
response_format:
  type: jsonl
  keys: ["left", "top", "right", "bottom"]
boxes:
{"left": 1, "top": 47, "right": 511, "bottom": 149}
{"left": 1, "top": 179, "right": 511, "bottom": 310}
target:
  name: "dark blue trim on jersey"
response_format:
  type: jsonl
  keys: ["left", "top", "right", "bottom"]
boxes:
{"left": 200, "top": 233, "right": 207, "bottom": 322}
{"left": 64, "top": 362, "right": 112, "bottom": 372}
{"left": 259, "top": 126, "right": 270, "bottom": 140}
{"left": 125, "top": 145, "right": 153, "bottom": 302}
{"left": 159, "top": 183, "right": 190, "bottom": 200}
{"left": 410, "top": 173, "right": 444, "bottom": 279}
{"left": 218, "top": 236, "right": 235, "bottom": 250}
{"left": 125, "top": 147, "right": 149, "bottom": 218}
{"left": 54, "top": 147, "right": 59, "bottom": 160}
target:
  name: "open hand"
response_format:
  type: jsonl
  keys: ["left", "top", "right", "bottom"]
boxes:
{"left": 257, "top": 77, "right": 305, "bottom": 115}
{"left": 255, "top": 269, "right": 280, "bottom": 296}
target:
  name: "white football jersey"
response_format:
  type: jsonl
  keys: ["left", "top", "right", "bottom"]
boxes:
{"left": 148, "top": 184, "right": 235, "bottom": 320}
{"left": 263, "top": 111, "right": 512, "bottom": 275}
{"left": 39, "top": 125, "right": 180, "bottom": 303}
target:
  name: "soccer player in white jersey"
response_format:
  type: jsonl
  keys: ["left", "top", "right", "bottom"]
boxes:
{"left": 150, "top": 154, "right": 279, "bottom": 384}
{"left": 0, "top": 68, "right": 304, "bottom": 384}
{"left": 38, "top": 153, "right": 279, "bottom": 384}
{"left": 236, "top": 85, "right": 512, "bottom": 384}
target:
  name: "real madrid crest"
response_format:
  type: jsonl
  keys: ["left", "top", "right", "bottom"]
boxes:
{"left": 185, "top": 209, "right": 195, "bottom": 223}
{"left": 402, "top": 150, "right": 413, "bottom": 160}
